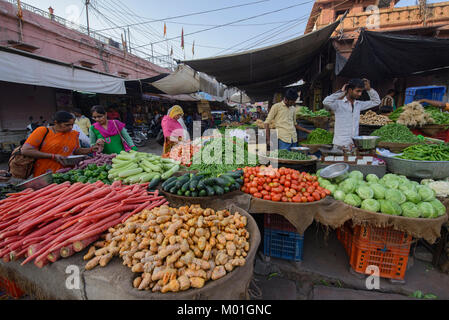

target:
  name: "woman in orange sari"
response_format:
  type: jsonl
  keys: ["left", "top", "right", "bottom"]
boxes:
{"left": 21, "top": 111, "right": 101, "bottom": 177}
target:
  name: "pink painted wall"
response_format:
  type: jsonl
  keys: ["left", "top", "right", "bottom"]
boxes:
{"left": 0, "top": 0, "right": 169, "bottom": 79}
{"left": 0, "top": 81, "right": 56, "bottom": 130}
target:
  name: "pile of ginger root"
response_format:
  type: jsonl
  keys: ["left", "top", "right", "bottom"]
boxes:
{"left": 83, "top": 204, "right": 250, "bottom": 293}
{"left": 397, "top": 102, "right": 434, "bottom": 127}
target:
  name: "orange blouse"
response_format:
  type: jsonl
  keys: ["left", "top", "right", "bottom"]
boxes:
{"left": 25, "top": 126, "right": 80, "bottom": 177}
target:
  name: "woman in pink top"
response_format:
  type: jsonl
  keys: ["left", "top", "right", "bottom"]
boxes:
{"left": 161, "top": 105, "right": 185, "bottom": 154}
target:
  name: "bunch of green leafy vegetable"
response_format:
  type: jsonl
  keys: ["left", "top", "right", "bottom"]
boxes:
{"left": 269, "top": 149, "right": 311, "bottom": 160}
{"left": 189, "top": 136, "right": 258, "bottom": 175}
{"left": 389, "top": 107, "right": 404, "bottom": 121}
{"left": 396, "top": 143, "right": 449, "bottom": 161}
{"left": 297, "top": 106, "right": 331, "bottom": 118}
{"left": 303, "top": 128, "right": 333, "bottom": 144}
{"left": 371, "top": 123, "right": 421, "bottom": 143}
{"left": 424, "top": 106, "right": 449, "bottom": 125}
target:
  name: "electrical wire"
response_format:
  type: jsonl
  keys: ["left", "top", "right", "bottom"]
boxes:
{"left": 132, "top": 0, "right": 315, "bottom": 50}
{"left": 95, "top": 0, "right": 271, "bottom": 31}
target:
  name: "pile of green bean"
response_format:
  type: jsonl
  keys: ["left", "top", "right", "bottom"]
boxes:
{"left": 396, "top": 143, "right": 449, "bottom": 161}
{"left": 371, "top": 123, "right": 421, "bottom": 143}
{"left": 269, "top": 149, "right": 311, "bottom": 160}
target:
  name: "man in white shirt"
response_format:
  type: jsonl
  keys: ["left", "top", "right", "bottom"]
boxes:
{"left": 323, "top": 78, "right": 381, "bottom": 149}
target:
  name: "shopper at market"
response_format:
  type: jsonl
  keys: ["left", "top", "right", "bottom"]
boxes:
{"left": 161, "top": 105, "right": 187, "bottom": 154}
{"left": 379, "top": 89, "right": 397, "bottom": 113}
{"left": 21, "top": 111, "right": 100, "bottom": 177}
{"left": 323, "top": 78, "right": 381, "bottom": 150}
{"left": 73, "top": 108, "right": 91, "bottom": 136}
{"left": 89, "top": 105, "right": 137, "bottom": 154}
{"left": 264, "top": 88, "right": 312, "bottom": 151}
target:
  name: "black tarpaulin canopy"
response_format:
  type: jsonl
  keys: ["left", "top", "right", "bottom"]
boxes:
{"left": 182, "top": 19, "right": 342, "bottom": 100}
{"left": 338, "top": 29, "right": 449, "bottom": 80}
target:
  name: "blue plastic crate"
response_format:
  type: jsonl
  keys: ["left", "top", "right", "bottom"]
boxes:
{"left": 404, "top": 86, "right": 446, "bottom": 105}
{"left": 263, "top": 228, "right": 304, "bottom": 261}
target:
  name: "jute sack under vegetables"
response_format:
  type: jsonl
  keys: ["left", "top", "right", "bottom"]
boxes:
{"left": 249, "top": 196, "right": 336, "bottom": 235}
{"left": 324, "top": 200, "right": 448, "bottom": 244}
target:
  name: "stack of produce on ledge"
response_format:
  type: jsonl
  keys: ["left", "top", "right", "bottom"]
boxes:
{"left": 360, "top": 110, "right": 392, "bottom": 126}
{"left": 269, "top": 149, "right": 311, "bottom": 161}
{"left": 396, "top": 144, "right": 449, "bottom": 161}
{"left": 84, "top": 204, "right": 250, "bottom": 293}
{"left": 162, "top": 170, "right": 243, "bottom": 197}
{"left": 241, "top": 166, "right": 330, "bottom": 202}
{"left": 110, "top": 151, "right": 180, "bottom": 186}
{"left": 189, "top": 136, "right": 259, "bottom": 176}
{"left": 319, "top": 170, "right": 446, "bottom": 218}
{"left": 302, "top": 128, "right": 333, "bottom": 145}
{"left": 0, "top": 181, "right": 167, "bottom": 267}
{"left": 52, "top": 164, "right": 112, "bottom": 184}
{"left": 371, "top": 123, "right": 422, "bottom": 143}
{"left": 421, "top": 178, "right": 449, "bottom": 198}
{"left": 296, "top": 106, "right": 331, "bottom": 118}
{"left": 57, "top": 153, "right": 116, "bottom": 173}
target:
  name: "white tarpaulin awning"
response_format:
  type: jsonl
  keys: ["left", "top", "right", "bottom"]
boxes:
{"left": 151, "top": 64, "right": 200, "bottom": 95}
{"left": 0, "top": 46, "right": 126, "bottom": 94}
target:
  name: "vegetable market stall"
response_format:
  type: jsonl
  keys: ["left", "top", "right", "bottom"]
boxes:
{"left": 0, "top": 203, "right": 260, "bottom": 300}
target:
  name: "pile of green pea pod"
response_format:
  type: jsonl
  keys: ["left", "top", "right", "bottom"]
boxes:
{"left": 396, "top": 143, "right": 449, "bottom": 161}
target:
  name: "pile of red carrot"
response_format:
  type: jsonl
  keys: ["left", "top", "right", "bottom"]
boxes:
{"left": 0, "top": 180, "right": 167, "bottom": 268}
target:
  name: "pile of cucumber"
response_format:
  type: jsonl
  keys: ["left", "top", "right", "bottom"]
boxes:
{"left": 108, "top": 150, "right": 180, "bottom": 187}
{"left": 161, "top": 170, "right": 244, "bottom": 197}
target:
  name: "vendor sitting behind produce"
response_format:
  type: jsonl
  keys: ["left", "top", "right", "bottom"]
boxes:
{"left": 379, "top": 89, "right": 397, "bottom": 114}
{"left": 161, "top": 105, "right": 186, "bottom": 155}
{"left": 323, "top": 78, "right": 381, "bottom": 150}
{"left": 265, "top": 89, "right": 312, "bottom": 151}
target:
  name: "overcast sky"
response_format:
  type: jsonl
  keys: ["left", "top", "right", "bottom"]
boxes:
{"left": 21, "top": 0, "right": 439, "bottom": 64}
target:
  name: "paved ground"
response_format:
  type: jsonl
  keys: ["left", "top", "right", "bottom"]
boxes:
{"left": 250, "top": 221, "right": 448, "bottom": 300}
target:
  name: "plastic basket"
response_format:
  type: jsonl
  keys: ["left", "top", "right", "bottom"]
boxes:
{"left": 264, "top": 214, "right": 297, "bottom": 233}
{"left": 350, "top": 239, "right": 410, "bottom": 280}
{"left": 263, "top": 228, "right": 304, "bottom": 261}
{"left": 352, "top": 225, "right": 412, "bottom": 247}
{"left": 343, "top": 224, "right": 412, "bottom": 280}
{"left": 404, "top": 86, "right": 446, "bottom": 105}
{"left": 0, "top": 276, "right": 24, "bottom": 299}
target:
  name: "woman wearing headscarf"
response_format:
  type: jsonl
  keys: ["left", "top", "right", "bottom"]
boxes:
{"left": 161, "top": 105, "right": 188, "bottom": 154}
{"left": 89, "top": 105, "right": 137, "bottom": 155}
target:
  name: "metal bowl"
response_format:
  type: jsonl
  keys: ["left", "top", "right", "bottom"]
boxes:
{"left": 353, "top": 136, "right": 380, "bottom": 150}
{"left": 60, "top": 155, "right": 87, "bottom": 167}
{"left": 290, "top": 146, "right": 310, "bottom": 154}
{"left": 319, "top": 163, "right": 350, "bottom": 180}
{"left": 16, "top": 172, "right": 53, "bottom": 190}
{"left": 378, "top": 155, "right": 449, "bottom": 180}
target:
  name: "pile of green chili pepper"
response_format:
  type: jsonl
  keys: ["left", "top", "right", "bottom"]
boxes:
{"left": 371, "top": 123, "right": 422, "bottom": 143}
{"left": 396, "top": 143, "right": 449, "bottom": 161}
{"left": 424, "top": 107, "right": 449, "bottom": 125}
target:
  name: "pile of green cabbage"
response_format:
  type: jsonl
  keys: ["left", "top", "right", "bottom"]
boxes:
{"left": 316, "top": 170, "right": 447, "bottom": 219}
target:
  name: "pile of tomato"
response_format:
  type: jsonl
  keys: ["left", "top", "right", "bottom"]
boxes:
{"left": 162, "top": 142, "right": 201, "bottom": 167}
{"left": 241, "top": 166, "right": 330, "bottom": 203}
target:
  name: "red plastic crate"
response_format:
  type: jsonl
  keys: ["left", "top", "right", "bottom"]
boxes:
{"left": 0, "top": 276, "right": 24, "bottom": 299}
{"left": 264, "top": 214, "right": 297, "bottom": 232}
{"left": 338, "top": 223, "right": 412, "bottom": 280}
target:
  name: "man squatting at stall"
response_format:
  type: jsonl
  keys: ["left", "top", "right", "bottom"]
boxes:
{"left": 265, "top": 89, "right": 312, "bottom": 151}
{"left": 323, "top": 78, "right": 381, "bottom": 150}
